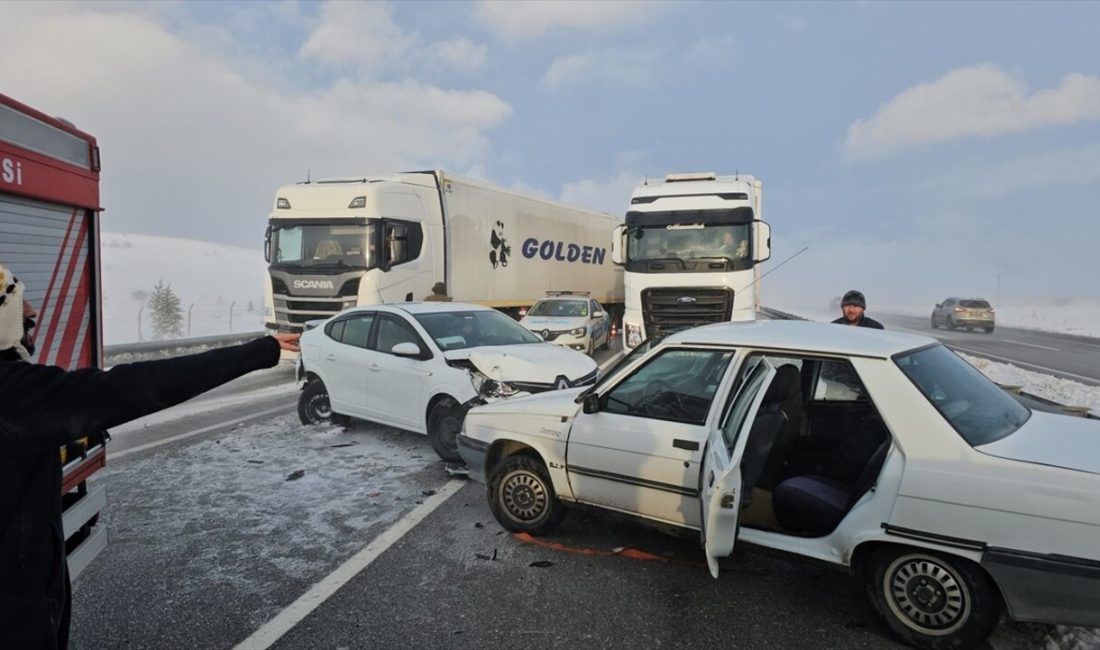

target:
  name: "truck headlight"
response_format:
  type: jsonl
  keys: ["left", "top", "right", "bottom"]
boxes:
{"left": 625, "top": 323, "right": 642, "bottom": 348}
{"left": 470, "top": 370, "right": 519, "bottom": 400}
{"left": 570, "top": 327, "right": 587, "bottom": 337}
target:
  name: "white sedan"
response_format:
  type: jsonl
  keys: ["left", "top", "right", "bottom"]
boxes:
{"left": 297, "top": 302, "right": 598, "bottom": 462}
{"left": 518, "top": 294, "right": 611, "bottom": 356}
{"left": 458, "top": 320, "right": 1100, "bottom": 649}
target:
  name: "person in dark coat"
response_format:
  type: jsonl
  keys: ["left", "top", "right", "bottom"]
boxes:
{"left": 0, "top": 264, "right": 300, "bottom": 649}
{"left": 831, "top": 289, "right": 884, "bottom": 329}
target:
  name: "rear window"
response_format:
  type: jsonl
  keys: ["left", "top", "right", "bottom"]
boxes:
{"left": 959, "top": 300, "right": 991, "bottom": 309}
{"left": 894, "top": 345, "right": 1029, "bottom": 446}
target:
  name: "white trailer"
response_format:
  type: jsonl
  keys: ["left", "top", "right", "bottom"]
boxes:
{"left": 611, "top": 172, "right": 771, "bottom": 349}
{"left": 264, "top": 171, "right": 623, "bottom": 331}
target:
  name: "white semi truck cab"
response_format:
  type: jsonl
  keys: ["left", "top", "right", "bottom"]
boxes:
{"left": 612, "top": 172, "right": 770, "bottom": 349}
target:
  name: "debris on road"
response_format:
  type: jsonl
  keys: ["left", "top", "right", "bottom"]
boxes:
{"left": 285, "top": 469, "right": 305, "bottom": 481}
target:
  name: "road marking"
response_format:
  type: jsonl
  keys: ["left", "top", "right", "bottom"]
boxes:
{"left": 949, "top": 345, "right": 1100, "bottom": 385}
{"left": 234, "top": 479, "right": 465, "bottom": 650}
{"left": 110, "top": 404, "right": 292, "bottom": 460}
{"left": 1002, "top": 339, "right": 1060, "bottom": 352}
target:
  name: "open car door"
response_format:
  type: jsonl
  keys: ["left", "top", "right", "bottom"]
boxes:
{"left": 700, "top": 358, "right": 776, "bottom": 578}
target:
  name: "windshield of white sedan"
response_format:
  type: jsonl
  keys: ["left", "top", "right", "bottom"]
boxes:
{"left": 415, "top": 310, "right": 541, "bottom": 350}
{"left": 895, "top": 345, "right": 1030, "bottom": 446}
{"left": 528, "top": 300, "right": 588, "bottom": 317}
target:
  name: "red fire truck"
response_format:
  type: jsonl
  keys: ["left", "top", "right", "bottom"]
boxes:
{"left": 0, "top": 92, "right": 107, "bottom": 578}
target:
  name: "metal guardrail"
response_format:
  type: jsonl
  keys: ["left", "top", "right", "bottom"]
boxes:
{"left": 758, "top": 306, "right": 1098, "bottom": 420}
{"left": 104, "top": 331, "right": 265, "bottom": 365}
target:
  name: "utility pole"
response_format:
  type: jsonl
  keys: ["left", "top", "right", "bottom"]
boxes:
{"left": 996, "top": 272, "right": 1002, "bottom": 307}
{"left": 229, "top": 301, "right": 235, "bottom": 333}
{"left": 187, "top": 303, "right": 194, "bottom": 337}
{"left": 137, "top": 305, "right": 144, "bottom": 342}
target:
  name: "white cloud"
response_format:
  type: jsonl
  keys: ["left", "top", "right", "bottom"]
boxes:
{"left": 299, "top": 1, "right": 413, "bottom": 77}
{"left": 944, "top": 142, "right": 1100, "bottom": 199}
{"left": 429, "top": 38, "right": 488, "bottom": 71}
{"left": 0, "top": 3, "right": 511, "bottom": 246}
{"left": 844, "top": 65, "right": 1100, "bottom": 161}
{"left": 559, "top": 171, "right": 642, "bottom": 214}
{"left": 473, "top": 0, "right": 664, "bottom": 40}
{"left": 542, "top": 48, "right": 658, "bottom": 90}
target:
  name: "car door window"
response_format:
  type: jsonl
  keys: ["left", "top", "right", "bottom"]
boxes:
{"left": 812, "top": 360, "right": 867, "bottom": 401}
{"left": 326, "top": 319, "right": 347, "bottom": 342}
{"left": 603, "top": 348, "right": 734, "bottom": 425}
{"left": 340, "top": 315, "right": 374, "bottom": 349}
{"left": 721, "top": 360, "right": 771, "bottom": 449}
{"left": 373, "top": 315, "right": 422, "bottom": 355}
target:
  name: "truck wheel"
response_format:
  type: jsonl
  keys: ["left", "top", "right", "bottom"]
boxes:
{"left": 488, "top": 455, "right": 566, "bottom": 535}
{"left": 427, "top": 397, "right": 466, "bottom": 463}
{"left": 298, "top": 380, "right": 350, "bottom": 426}
{"left": 866, "top": 546, "right": 1000, "bottom": 650}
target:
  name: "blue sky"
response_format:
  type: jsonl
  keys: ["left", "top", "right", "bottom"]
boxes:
{"left": 2, "top": 1, "right": 1098, "bottom": 308}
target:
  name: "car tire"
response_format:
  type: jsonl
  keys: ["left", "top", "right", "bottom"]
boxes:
{"left": 427, "top": 397, "right": 466, "bottom": 463}
{"left": 298, "top": 380, "right": 350, "bottom": 426}
{"left": 866, "top": 546, "right": 1001, "bottom": 650}
{"left": 586, "top": 337, "right": 595, "bottom": 356}
{"left": 945, "top": 316, "right": 956, "bottom": 331}
{"left": 488, "top": 454, "right": 567, "bottom": 536}
{"left": 984, "top": 326, "right": 994, "bottom": 334}
{"left": 930, "top": 314, "right": 938, "bottom": 329}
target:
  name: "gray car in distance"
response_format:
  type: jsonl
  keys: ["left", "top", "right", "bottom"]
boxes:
{"left": 931, "top": 297, "right": 995, "bottom": 333}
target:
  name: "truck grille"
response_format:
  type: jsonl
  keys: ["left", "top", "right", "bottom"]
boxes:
{"left": 642, "top": 287, "right": 733, "bottom": 336}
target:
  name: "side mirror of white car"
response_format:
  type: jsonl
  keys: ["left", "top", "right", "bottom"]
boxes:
{"left": 391, "top": 342, "right": 423, "bottom": 359}
{"left": 593, "top": 311, "right": 605, "bottom": 319}
{"left": 581, "top": 392, "right": 601, "bottom": 414}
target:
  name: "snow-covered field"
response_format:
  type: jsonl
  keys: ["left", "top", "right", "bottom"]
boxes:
{"left": 101, "top": 233, "right": 267, "bottom": 345}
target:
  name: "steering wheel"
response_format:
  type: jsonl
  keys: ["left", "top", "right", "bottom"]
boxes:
{"left": 641, "top": 379, "right": 687, "bottom": 417}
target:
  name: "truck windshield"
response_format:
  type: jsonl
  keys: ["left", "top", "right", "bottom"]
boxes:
{"left": 270, "top": 222, "right": 376, "bottom": 269}
{"left": 628, "top": 222, "right": 750, "bottom": 265}
{"left": 894, "top": 344, "right": 1030, "bottom": 446}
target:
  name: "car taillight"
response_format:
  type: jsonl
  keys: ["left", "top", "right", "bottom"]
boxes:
{"left": 953, "top": 307, "right": 965, "bottom": 312}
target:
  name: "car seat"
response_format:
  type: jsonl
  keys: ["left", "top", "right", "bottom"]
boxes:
{"left": 771, "top": 437, "right": 891, "bottom": 536}
{"left": 739, "top": 364, "right": 803, "bottom": 495}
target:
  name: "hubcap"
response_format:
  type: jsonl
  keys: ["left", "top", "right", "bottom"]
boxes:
{"left": 884, "top": 555, "right": 970, "bottom": 636}
{"left": 499, "top": 470, "right": 547, "bottom": 522}
{"left": 310, "top": 394, "right": 332, "bottom": 421}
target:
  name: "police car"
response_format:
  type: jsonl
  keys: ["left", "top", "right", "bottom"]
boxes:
{"left": 518, "top": 291, "right": 611, "bottom": 356}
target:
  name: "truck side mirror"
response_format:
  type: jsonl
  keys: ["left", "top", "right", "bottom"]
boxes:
{"left": 582, "top": 392, "right": 601, "bottom": 414}
{"left": 264, "top": 225, "right": 273, "bottom": 263}
{"left": 753, "top": 220, "right": 772, "bottom": 263}
{"left": 611, "top": 224, "right": 626, "bottom": 266}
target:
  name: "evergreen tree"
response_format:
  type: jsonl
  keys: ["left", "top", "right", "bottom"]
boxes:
{"left": 149, "top": 279, "right": 184, "bottom": 340}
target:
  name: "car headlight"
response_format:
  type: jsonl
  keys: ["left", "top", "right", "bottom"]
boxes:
{"left": 570, "top": 327, "right": 587, "bottom": 337}
{"left": 470, "top": 370, "right": 520, "bottom": 400}
{"left": 625, "top": 322, "right": 642, "bottom": 348}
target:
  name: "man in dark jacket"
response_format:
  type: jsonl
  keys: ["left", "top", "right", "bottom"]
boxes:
{"left": 831, "top": 289, "right": 884, "bottom": 329}
{"left": 0, "top": 264, "right": 299, "bottom": 649}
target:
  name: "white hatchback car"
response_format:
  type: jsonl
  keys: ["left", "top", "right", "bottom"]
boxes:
{"left": 297, "top": 302, "right": 598, "bottom": 462}
{"left": 458, "top": 320, "right": 1100, "bottom": 649}
{"left": 518, "top": 293, "right": 611, "bottom": 356}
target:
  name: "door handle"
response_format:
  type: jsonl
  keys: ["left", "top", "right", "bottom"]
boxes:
{"left": 368, "top": 364, "right": 381, "bottom": 372}
{"left": 673, "top": 439, "right": 699, "bottom": 451}
{"left": 325, "top": 354, "right": 337, "bottom": 361}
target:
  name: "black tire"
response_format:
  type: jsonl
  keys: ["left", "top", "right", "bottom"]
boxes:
{"left": 866, "top": 546, "right": 1001, "bottom": 650}
{"left": 298, "top": 380, "right": 350, "bottom": 426}
{"left": 488, "top": 454, "right": 567, "bottom": 535}
{"left": 427, "top": 397, "right": 466, "bottom": 463}
{"left": 930, "top": 314, "right": 938, "bottom": 329}
{"left": 945, "top": 316, "right": 956, "bottom": 331}
{"left": 984, "top": 326, "right": 994, "bottom": 334}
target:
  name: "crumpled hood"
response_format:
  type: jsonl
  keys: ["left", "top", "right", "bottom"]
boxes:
{"left": 469, "top": 386, "right": 586, "bottom": 419}
{"left": 978, "top": 410, "right": 1100, "bottom": 475}
{"left": 444, "top": 343, "right": 596, "bottom": 383}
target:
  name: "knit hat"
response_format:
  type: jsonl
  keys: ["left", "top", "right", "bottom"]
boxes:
{"left": 841, "top": 289, "right": 866, "bottom": 309}
{"left": 0, "top": 264, "right": 31, "bottom": 361}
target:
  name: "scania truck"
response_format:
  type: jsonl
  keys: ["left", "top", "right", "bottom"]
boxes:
{"left": 0, "top": 92, "right": 108, "bottom": 579}
{"left": 263, "top": 171, "right": 624, "bottom": 331}
{"left": 611, "top": 172, "right": 770, "bottom": 349}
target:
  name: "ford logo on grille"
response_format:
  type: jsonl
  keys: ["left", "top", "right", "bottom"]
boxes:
{"left": 677, "top": 296, "right": 697, "bottom": 304}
